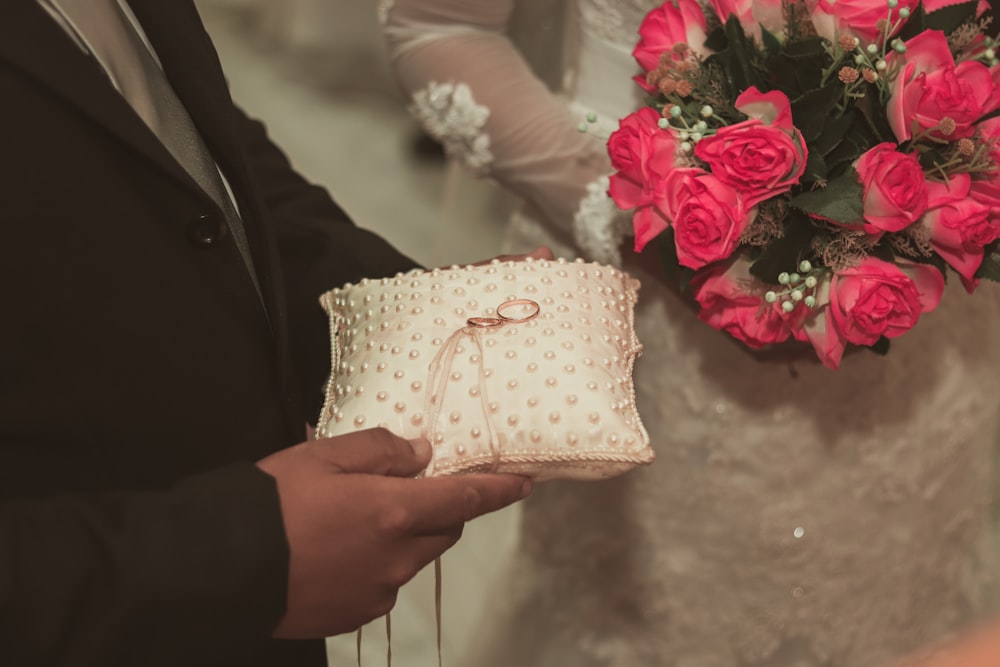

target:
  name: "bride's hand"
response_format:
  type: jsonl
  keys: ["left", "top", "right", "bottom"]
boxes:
{"left": 475, "top": 246, "right": 555, "bottom": 265}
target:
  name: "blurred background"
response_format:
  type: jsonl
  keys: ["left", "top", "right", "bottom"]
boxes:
{"left": 191, "top": 0, "right": 521, "bottom": 664}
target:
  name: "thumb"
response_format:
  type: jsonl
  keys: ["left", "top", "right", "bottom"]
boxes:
{"left": 526, "top": 245, "right": 555, "bottom": 260}
{"left": 313, "top": 429, "right": 431, "bottom": 478}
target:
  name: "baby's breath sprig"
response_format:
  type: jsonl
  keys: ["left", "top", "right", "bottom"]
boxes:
{"left": 822, "top": 0, "right": 911, "bottom": 104}
{"left": 575, "top": 112, "right": 610, "bottom": 140}
{"left": 927, "top": 135, "right": 998, "bottom": 180}
{"left": 762, "top": 260, "right": 826, "bottom": 312}
{"left": 656, "top": 104, "right": 720, "bottom": 154}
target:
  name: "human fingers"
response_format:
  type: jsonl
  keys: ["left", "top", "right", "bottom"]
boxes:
{"left": 313, "top": 428, "right": 431, "bottom": 478}
{"left": 472, "top": 246, "right": 555, "bottom": 266}
{"left": 390, "top": 473, "right": 532, "bottom": 535}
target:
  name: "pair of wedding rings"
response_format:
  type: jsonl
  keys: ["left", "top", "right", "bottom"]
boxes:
{"left": 466, "top": 298, "right": 540, "bottom": 329}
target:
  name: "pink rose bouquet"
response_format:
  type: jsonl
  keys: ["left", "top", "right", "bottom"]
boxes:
{"left": 605, "top": 0, "right": 1000, "bottom": 368}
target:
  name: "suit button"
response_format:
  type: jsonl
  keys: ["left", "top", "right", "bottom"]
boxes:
{"left": 188, "top": 213, "right": 228, "bottom": 246}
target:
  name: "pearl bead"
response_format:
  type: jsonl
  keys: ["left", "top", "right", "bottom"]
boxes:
{"left": 507, "top": 379, "right": 519, "bottom": 390}
{"left": 507, "top": 415, "right": 519, "bottom": 426}
{"left": 354, "top": 415, "right": 366, "bottom": 427}
{"left": 411, "top": 414, "right": 424, "bottom": 426}
{"left": 411, "top": 381, "right": 423, "bottom": 392}
{"left": 471, "top": 428, "right": 481, "bottom": 438}
{"left": 450, "top": 411, "right": 462, "bottom": 424}
{"left": 394, "top": 371, "right": 404, "bottom": 379}
{"left": 394, "top": 402, "right": 406, "bottom": 413}
{"left": 376, "top": 391, "right": 388, "bottom": 402}
{"left": 549, "top": 411, "right": 560, "bottom": 423}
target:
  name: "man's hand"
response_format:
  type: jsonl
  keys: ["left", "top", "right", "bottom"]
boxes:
{"left": 255, "top": 429, "right": 531, "bottom": 638}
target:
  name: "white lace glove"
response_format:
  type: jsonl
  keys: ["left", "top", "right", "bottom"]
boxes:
{"left": 383, "top": 0, "right": 629, "bottom": 265}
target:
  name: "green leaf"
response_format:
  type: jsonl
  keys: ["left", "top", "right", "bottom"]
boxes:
{"left": 790, "top": 171, "right": 865, "bottom": 226}
{"left": 767, "top": 37, "right": 830, "bottom": 92}
{"left": 791, "top": 82, "right": 845, "bottom": 143}
{"left": 813, "top": 111, "right": 858, "bottom": 157}
{"left": 749, "top": 210, "right": 817, "bottom": 283}
{"left": 761, "top": 26, "right": 782, "bottom": 56}
{"left": 720, "top": 15, "right": 766, "bottom": 94}
{"left": 897, "top": 3, "right": 928, "bottom": 41}
{"left": 704, "top": 26, "right": 728, "bottom": 52}
{"left": 803, "top": 150, "right": 828, "bottom": 183}
{"left": 855, "top": 90, "right": 893, "bottom": 144}
{"left": 868, "top": 336, "right": 891, "bottom": 356}
{"left": 975, "top": 250, "right": 1000, "bottom": 282}
{"left": 923, "top": 0, "right": 979, "bottom": 34}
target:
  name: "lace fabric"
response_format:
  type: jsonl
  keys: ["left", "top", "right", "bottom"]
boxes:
{"left": 384, "top": 1, "right": 1000, "bottom": 665}
{"left": 409, "top": 81, "right": 493, "bottom": 173}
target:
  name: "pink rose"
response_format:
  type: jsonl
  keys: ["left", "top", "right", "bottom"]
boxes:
{"left": 829, "top": 257, "right": 944, "bottom": 347}
{"left": 887, "top": 30, "right": 996, "bottom": 143}
{"left": 709, "top": 0, "right": 784, "bottom": 42}
{"left": 923, "top": 175, "right": 1000, "bottom": 288}
{"left": 976, "top": 116, "right": 1000, "bottom": 167}
{"left": 811, "top": 0, "right": 918, "bottom": 45}
{"left": 853, "top": 142, "right": 928, "bottom": 235}
{"left": 690, "top": 257, "right": 794, "bottom": 348}
{"left": 694, "top": 87, "right": 807, "bottom": 209}
{"left": 607, "top": 107, "right": 678, "bottom": 251}
{"left": 923, "top": 0, "right": 991, "bottom": 17}
{"left": 663, "top": 168, "right": 750, "bottom": 269}
{"left": 799, "top": 279, "right": 848, "bottom": 369}
{"left": 632, "top": 0, "right": 709, "bottom": 93}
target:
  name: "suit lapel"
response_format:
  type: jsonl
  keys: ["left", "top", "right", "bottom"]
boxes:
{"left": 0, "top": 0, "right": 201, "bottom": 194}
{"left": 2, "top": 0, "right": 277, "bottom": 322}
{"left": 126, "top": 0, "right": 278, "bottom": 301}
{"left": 124, "top": 0, "right": 249, "bottom": 199}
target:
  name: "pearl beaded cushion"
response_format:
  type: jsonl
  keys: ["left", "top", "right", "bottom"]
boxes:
{"left": 316, "top": 258, "right": 653, "bottom": 482}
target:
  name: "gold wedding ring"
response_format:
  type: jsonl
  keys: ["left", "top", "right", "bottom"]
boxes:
{"left": 466, "top": 316, "right": 504, "bottom": 328}
{"left": 497, "top": 298, "right": 541, "bottom": 323}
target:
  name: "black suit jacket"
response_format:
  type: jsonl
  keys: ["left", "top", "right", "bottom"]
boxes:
{"left": 0, "top": 1, "right": 416, "bottom": 664}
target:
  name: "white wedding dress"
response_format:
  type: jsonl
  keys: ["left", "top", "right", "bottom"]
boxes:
{"left": 383, "top": 1, "right": 1000, "bottom": 665}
